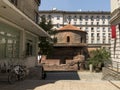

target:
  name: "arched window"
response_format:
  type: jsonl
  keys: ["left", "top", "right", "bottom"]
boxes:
{"left": 67, "top": 36, "right": 70, "bottom": 43}
{"left": 81, "top": 37, "right": 83, "bottom": 43}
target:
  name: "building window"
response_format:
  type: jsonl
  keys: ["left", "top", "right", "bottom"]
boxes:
{"left": 86, "top": 27, "right": 88, "bottom": 31}
{"left": 97, "top": 22, "right": 99, "bottom": 25}
{"left": 102, "top": 16, "right": 105, "bottom": 21}
{"left": 108, "top": 27, "right": 111, "bottom": 32}
{"left": 74, "top": 16, "right": 77, "bottom": 21}
{"left": 57, "top": 23, "right": 60, "bottom": 28}
{"left": 85, "top": 22, "right": 88, "bottom": 25}
{"left": 102, "top": 21, "right": 105, "bottom": 25}
{"left": 67, "top": 36, "right": 70, "bottom": 43}
{"left": 80, "top": 22, "right": 82, "bottom": 25}
{"left": 97, "top": 33, "right": 100, "bottom": 37}
{"left": 103, "top": 27, "right": 105, "bottom": 32}
{"left": 97, "top": 39, "right": 100, "bottom": 43}
{"left": 108, "top": 16, "right": 110, "bottom": 20}
{"left": 91, "top": 33, "right": 94, "bottom": 37}
{"left": 81, "top": 37, "right": 83, "bottom": 43}
{"left": 79, "top": 16, "right": 83, "bottom": 21}
{"left": 96, "top": 16, "right": 100, "bottom": 21}
{"left": 97, "top": 27, "right": 100, "bottom": 32}
{"left": 41, "top": 15, "right": 45, "bottom": 18}
{"left": 10, "top": 0, "right": 17, "bottom": 6}
{"left": 57, "top": 16, "right": 60, "bottom": 20}
{"left": 91, "top": 40, "right": 94, "bottom": 44}
{"left": 74, "top": 22, "right": 76, "bottom": 25}
{"left": 108, "top": 33, "right": 111, "bottom": 37}
{"left": 91, "top": 27, "right": 94, "bottom": 32}
{"left": 91, "top": 16, "right": 94, "bottom": 21}
{"left": 103, "top": 40, "right": 105, "bottom": 44}
{"left": 85, "top": 16, "right": 88, "bottom": 21}
{"left": 26, "top": 40, "right": 33, "bottom": 56}
{"left": 26, "top": 33, "right": 37, "bottom": 56}
{"left": 48, "top": 15, "right": 52, "bottom": 20}
{"left": 91, "top": 22, "right": 93, "bottom": 25}
{"left": 103, "top": 33, "right": 106, "bottom": 38}
{"left": 68, "top": 16, "right": 71, "bottom": 22}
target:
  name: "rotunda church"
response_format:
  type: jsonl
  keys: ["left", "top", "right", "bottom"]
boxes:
{"left": 49, "top": 24, "right": 89, "bottom": 65}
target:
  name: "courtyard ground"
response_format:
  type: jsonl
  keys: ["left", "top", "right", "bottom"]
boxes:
{"left": 0, "top": 71, "right": 120, "bottom": 90}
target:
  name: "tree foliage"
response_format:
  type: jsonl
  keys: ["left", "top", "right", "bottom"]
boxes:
{"left": 88, "top": 48, "right": 110, "bottom": 68}
{"left": 39, "top": 15, "right": 54, "bottom": 55}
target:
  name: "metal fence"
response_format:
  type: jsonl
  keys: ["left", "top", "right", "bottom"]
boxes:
{"left": 104, "top": 60, "right": 120, "bottom": 72}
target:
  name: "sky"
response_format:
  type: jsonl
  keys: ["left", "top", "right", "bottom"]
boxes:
{"left": 39, "top": 0, "right": 110, "bottom": 11}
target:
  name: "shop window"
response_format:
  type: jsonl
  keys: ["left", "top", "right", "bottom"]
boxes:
{"left": 0, "top": 29, "right": 19, "bottom": 59}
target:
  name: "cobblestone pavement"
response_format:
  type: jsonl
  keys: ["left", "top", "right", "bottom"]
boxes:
{"left": 0, "top": 71, "right": 120, "bottom": 90}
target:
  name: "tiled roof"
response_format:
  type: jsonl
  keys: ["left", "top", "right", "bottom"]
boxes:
{"left": 59, "top": 24, "right": 85, "bottom": 32}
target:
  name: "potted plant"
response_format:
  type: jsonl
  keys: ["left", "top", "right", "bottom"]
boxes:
{"left": 88, "top": 49, "right": 110, "bottom": 72}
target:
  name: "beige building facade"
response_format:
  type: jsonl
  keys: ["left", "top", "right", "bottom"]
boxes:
{"left": 0, "top": 0, "right": 49, "bottom": 68}
{"left": 39, "top": 10, "right": 111, "bottom": 51}
{"left": 110, "top": 0, "right": 120, "bottom": 64}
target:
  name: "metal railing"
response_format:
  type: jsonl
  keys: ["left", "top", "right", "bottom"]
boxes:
{"left": 104, "top": 60, "right": 120, "bottom": 72}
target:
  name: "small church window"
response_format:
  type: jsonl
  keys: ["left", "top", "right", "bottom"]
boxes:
{"left": 67, "top": 36, "right": 70, "bottom": 43}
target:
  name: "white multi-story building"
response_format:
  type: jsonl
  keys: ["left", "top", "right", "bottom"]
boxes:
{"left": 39, "top": 10, "right": 111, "bottom": 50}
{"left": 110, "top": 0, "right": 120, "bottom": 63}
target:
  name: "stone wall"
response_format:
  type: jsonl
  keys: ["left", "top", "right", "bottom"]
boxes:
{"left": 56, "top": 31, "right": 86, "bottom": 44}
{"left": 9, "top": 0, "right": 39, "bottom": 22}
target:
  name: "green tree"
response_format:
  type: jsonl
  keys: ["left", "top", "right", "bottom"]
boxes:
{"left": 39, "top": 15, "right": 54, "bottom": 55}
{"left": 88, "top": 48, "right": 110, "bottom": 71}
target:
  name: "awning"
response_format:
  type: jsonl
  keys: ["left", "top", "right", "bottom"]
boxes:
{"left": 0, "top": 0, "right": 50, "bottom": 37}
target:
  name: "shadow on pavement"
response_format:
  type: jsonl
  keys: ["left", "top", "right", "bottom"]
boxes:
{"left": 0, "top": 71, "right": 80, "bottom": 90}
{"left": 45, "top": 71, "right": 80, "bottom": 80}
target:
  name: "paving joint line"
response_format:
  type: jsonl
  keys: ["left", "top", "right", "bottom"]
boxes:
{"left": 108, "top": 80, "right": 120, "bottom": 89}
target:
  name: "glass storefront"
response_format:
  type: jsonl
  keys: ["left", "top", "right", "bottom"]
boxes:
{"left": 0, "top": 23, "right": 20, "bottom": 59}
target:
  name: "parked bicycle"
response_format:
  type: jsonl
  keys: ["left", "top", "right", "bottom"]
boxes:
{"left": 8, "top": 65, "right": 27, "bottom": 84}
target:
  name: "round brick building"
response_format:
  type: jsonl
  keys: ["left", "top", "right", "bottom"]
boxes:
{"left": 51, "top": 24, "right": 88, "bottom": 64}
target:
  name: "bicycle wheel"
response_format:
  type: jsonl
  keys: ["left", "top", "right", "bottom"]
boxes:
{"left": 8, "top": 72, "right": 17, "bottom": 84}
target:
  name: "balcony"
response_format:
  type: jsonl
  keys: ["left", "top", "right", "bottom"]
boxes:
{"left": 0, "top": 0, "right": 49, "bottom": 37}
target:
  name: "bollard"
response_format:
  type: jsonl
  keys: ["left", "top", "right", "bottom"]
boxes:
{"left": 89, "top": 64, "right": 93, "bottom": 72}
